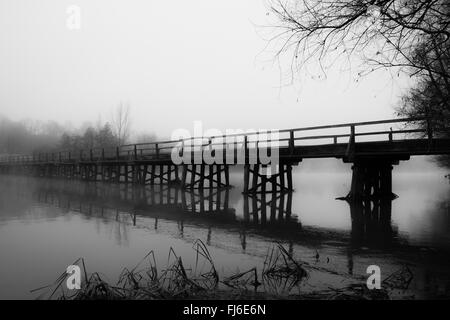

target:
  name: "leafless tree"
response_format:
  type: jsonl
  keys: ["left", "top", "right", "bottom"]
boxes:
{"left": 111, "top": 102, "right": 131, "bottom": 146}
{"left": 269, "top": 0, "right": 449, "bottom": 167}
{"left": 268, "top": 0, "right": 449, "bottom": 82}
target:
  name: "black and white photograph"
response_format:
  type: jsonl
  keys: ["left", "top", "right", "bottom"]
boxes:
{"left": 0, "top": 0, "right": 449, "bottom": 310}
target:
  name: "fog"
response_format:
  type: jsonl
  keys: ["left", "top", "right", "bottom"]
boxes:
{"left": 0, "top": 0, "right": 411, "bottom": 138}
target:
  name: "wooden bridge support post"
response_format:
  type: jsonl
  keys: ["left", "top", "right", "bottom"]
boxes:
{"left": 243, "top": 163, "right": 295, "bottom": 194}
{"left": 379, "top": 164, "right": 393, "bottom": 197}
{"left": 243, "top": 165, "right": 250, "bottom": 193}
{"left": 180, "top": 164, "right": 230, "bottom": 189}
{"left": 346, "top": 160, "right": 397, "bottom": 201}
{"left": 139, "top": 164, "right": 181, "bottom": 185}
{"left": 180, "top": 165, "right": 187, "bottom": 188}
{"left": 141, "top": 165, "right": 148, "bottom": 185}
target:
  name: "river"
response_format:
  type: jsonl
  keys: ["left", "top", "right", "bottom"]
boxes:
{"left": 0, "top": 158, "right": 449, "bottom": 299}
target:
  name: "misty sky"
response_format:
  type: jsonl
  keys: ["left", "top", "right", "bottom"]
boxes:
{"left": 0, "top": 0, "right": 412, "bottom": 137}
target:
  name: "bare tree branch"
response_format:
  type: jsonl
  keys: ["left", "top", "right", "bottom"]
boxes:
{"left": 111, "top": 102, "right": 131, "bottom": 146}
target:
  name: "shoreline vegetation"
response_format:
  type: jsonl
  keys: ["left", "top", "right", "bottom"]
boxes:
{"left": 33, "top": 240, "right": 413, "bottom": 300}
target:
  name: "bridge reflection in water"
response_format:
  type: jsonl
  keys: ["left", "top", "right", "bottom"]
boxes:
{"left": 347, "top": 197, "right": 395, "bottom": 249}
{"left": 30, "top": 178, "right": 398, "bottom": 252}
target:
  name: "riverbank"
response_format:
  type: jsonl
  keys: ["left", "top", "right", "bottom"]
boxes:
{"left": 34, "top": 240, "right": 414, "bottom": 300}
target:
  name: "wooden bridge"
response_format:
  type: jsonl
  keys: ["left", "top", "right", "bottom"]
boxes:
{"left": 1, "top": 117, "right": 449, "bottom": 200}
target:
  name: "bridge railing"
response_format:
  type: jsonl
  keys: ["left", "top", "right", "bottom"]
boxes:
{"left": 0, "top": 117, "right": 445, "bottom": 165}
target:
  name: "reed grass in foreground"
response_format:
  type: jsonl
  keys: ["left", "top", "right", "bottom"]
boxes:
{"left": 32, "top": 240, "right": 413, "bottom": 300}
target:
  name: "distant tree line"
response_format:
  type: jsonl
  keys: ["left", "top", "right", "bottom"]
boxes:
{"left": 58, "top": 122, "right": 117, "bottom": 151}
{"left": 0, "top": 116, "right": 64, "bottom": 155}
{"left": 0, "top": 104, "right": 158, "bottom": 156}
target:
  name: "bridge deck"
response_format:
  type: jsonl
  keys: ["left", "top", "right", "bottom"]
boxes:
{"left": 1, "top": 139, "right": 449, "bottom": 167}
{"left": 0, "top": 117, "right": 449, "bottom": 166}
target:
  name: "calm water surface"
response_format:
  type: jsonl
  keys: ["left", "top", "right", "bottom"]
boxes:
{"left": 0, "top": 161, "right": 449, "bottom": 299}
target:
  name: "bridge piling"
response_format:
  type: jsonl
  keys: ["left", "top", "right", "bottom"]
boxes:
{"left": 346, "top": 159, "right": 401, "bottom": 201}
{"left": 181, "top": 164, "right": 230, "bottom": 189}
{"left": 243, "top": 163, "right": 295, "bottom": 194}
